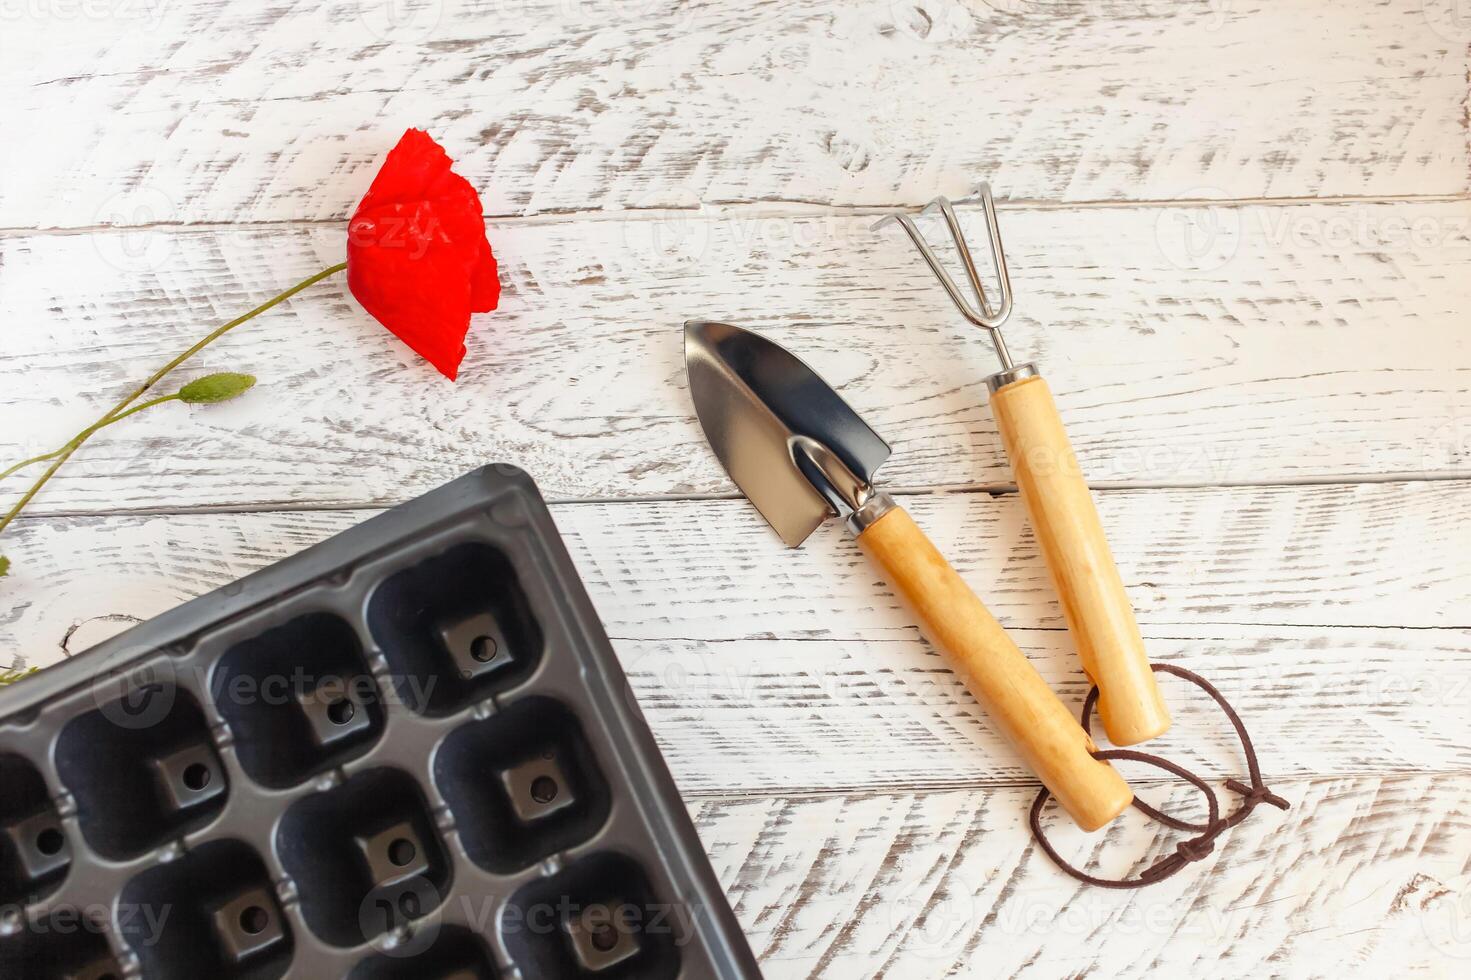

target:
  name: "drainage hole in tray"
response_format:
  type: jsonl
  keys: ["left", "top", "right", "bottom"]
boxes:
{"left": 470, "top": 635, "right": 498, "bottom": 663}
{"left": 239, "top": 905, "right": 269, "bottom": 936}
{"left": 387, "top": 838, "right": 417, "bottom": 868}
{"left": 182, "top": 763, "right": 212, "bottom": 792}
{"left": 35, "top": 827, "right": 65, "bottom": 856}
{"left": 327, "top": 697, "right": 357, "bottom": 726}
{"left": 530, "top": 775, "right": 558, "bottom": 804}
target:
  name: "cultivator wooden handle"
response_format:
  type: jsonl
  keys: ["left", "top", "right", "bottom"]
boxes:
{"left": 857, "top": 504, "right": 1133, "bottom": 831}
{"left": 990, "top": 373, "right": 1170, "bottom": 746}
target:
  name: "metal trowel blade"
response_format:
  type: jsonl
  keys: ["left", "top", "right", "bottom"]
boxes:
{"left": 684, "top": 320, "right": 891, "bottom": 547}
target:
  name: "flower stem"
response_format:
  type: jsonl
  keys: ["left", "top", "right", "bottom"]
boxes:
{"left": 0, "top": 666, "right": 39, "bottom": 686}
{"left": 0, "top": 450, "right": 63, "bottom": 483}
{"left": 0, "top": 262, "right": 347, "bottom": 539}
{"left": 0, "top": 395, "right": 186, "bottom": 481}
{"left": 0, "top": 393, "right": 181, "bottom": 536}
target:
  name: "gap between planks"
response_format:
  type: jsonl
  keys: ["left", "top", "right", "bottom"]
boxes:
{"left": 2, "top": 191, "right": 1468, "bottom": 240}
{"left": 6, "top": 469, "right": 1470, "bottom": 524}
{"left": 674, "top": 767, "right": 1471, "bottom": 803}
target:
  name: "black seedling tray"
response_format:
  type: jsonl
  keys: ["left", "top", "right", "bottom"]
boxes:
{"left": 0, "top": 465, "right": 759, "bottom": 980}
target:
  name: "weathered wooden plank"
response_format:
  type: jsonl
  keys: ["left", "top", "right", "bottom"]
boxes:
{"left": 691, "top": 774, "right": 1471, "bottom": 978}
{"left": 627, "top": 624, "right": 1471, "bottom": 793}
{"left": 1, "top": 0, "right": 1465, "bottom": 229}
{"left": 3, "top": 489, "right": 1467, "bottom": 792}
{"left": 555, "top": 481, "right": 1471, "bottom": 638}
{"left": 6, "top": 482, "right": 1467, "bottom": 657}
{"left": 2, "top": 200, "right": 1467, "bottom": 513}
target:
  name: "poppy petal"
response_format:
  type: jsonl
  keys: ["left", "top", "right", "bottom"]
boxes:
{"left": 346, "top": 129, "right": 499, "bottom": 381}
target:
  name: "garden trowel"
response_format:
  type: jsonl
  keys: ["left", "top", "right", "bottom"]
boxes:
{"left": 684, "top": 319, "right": 1132, "bottom": 831}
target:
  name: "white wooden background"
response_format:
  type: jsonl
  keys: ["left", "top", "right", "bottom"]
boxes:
{"left": 2, "top": 0, "right": 1469, "bottom": 976}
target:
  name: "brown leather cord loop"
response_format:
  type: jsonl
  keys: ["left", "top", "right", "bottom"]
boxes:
{"left": 1029, "top": 747, "right": 1224, "bottom": 889}
{"left": 1029, "top": 662, "right": 1291, "bottom": 889}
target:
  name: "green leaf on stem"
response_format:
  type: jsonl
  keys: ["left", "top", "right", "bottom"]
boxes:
{"left": 0, "top": 554, "right": 8, "bottom": 577}
{"left": 178, "top": 372, "right": 257, "bottom": 404}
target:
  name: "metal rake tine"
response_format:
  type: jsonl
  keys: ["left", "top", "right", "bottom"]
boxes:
{"left": 869, "top": 207, "right": 990, "bottom": 326}
{"left": 872, "top": 183, "right": 1015, "bottom": 369}
{"left": 927, "top": 186, "right": 1013, "bottom": 325}
{"left": 870, "top": 204, "right": 988, "bottom": 322}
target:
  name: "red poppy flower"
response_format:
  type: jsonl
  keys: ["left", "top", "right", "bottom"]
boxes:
{"left": 346, "top": 128, "right": 500, "bottom": 381}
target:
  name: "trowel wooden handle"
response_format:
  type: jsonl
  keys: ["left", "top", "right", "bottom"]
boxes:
{"left": 856, "top": 505, "right": 1132, "bottom": 831}
{"left": 990, "top": 374, "right": 1171, "bottom": 746}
